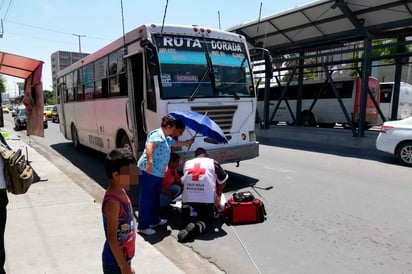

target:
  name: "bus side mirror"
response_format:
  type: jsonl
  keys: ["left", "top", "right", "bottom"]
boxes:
{"left": 141, "top": 40, "right": 160, "bottom": 75}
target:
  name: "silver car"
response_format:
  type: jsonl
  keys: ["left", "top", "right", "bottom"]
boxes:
{"left": 376, "top": 116, "right": 412, "bottom": 167}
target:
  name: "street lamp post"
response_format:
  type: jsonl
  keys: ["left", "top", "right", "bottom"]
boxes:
{"left": 72, "top": 33, "right": 86, "bottom": 54}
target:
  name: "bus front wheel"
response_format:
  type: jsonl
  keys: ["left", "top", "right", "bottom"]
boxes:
{"left": 71, "top": 124, "right": 81, "bottom": 150}
{"left": 301, "top": 111, "right": 316, "bottom": 127}
{"left": 119, "top": 134, "right": 132, "bottom": 154}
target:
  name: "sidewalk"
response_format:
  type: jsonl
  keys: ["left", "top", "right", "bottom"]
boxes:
{"left": 2, "top": 122, "right": 185, "bottom": 273}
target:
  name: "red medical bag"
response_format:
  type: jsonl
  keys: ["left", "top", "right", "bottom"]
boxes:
{"left": 224, "top": 197, "right": 267, "bottom": 225}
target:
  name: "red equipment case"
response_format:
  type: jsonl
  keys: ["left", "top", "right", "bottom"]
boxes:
{"left": 224, "top": 197, "right": 266, "bottom": 224}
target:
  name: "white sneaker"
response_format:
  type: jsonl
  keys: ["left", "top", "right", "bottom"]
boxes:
{"left": 138, "top": 228, "right": 156, "bottom": 236}
{"left": 150, "top": 218, "right": 167, "bottom": 228}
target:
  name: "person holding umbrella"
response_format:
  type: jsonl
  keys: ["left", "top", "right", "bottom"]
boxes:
{"left": 137, "top": 115, "right": 194, "bottom": 236}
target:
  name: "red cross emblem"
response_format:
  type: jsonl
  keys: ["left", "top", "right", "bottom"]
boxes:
{"left": 187, "top": 163, "right": 206, "bottom": 181}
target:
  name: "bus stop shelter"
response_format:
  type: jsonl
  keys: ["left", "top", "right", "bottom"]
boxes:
{"left": 0, "top": 51, "right": 45, "bottom": 137}
{"left": 228, "top": 0, "right": 412, "bottom": 136}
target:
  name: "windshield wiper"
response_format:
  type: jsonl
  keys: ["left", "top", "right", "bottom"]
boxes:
{"left": 228, "top": 89, "right": 240, "bottom": 100}
{"left": 188, "top": 40, "right": 216, "bottom": 101}
{"left": 188, "top": 63, "right": 210, "bottom": 102}
{"left": 205, "top": 49, "right": 217, "bottom": 95}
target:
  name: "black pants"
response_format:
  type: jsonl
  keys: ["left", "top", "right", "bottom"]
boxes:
{"left": 0, "top": 191, "right": 8, "bottom": 274}
{"left": 181, "top": 202, "right": 214, "bottom": 235}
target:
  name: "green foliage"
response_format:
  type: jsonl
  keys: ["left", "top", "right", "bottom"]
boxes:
{"left": 349, "top": 51, "right": 359, "bottom": 76}
{"left": 348, "top": 39, "right": 410, "bottom": 76}
{"left": 372, "top": 39, "right": 410, "bottom": 64}
{"left": 0, "top": 75, "right": 6, "bottom": 94}
{"left": 43, "top": 89, "right": 56, "bottom": 105}
{"left": 281, "top": 55, "right": 316, "bottom": 82}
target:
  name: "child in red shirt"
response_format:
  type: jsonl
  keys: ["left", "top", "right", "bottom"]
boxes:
{"left": 160, "top": 153, "right": 183, "bottom": 208}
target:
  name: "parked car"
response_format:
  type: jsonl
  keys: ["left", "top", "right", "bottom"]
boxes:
{"left": 51, "top": 105, "right": 59, "bottom": 123}
{"left": 12, "top": 105, "right": 24, "bottom": 117}
{"left": 14, "top": 108, "right": 48, "bottom": 131}
{"left": 44, "top": 105, "right": 54, "bottom": 119}
{"left": 376, "top": 116, "right": 412, "bottom": 167}
{"left": 2, "top": 106, "right": 9, "bottom": 113}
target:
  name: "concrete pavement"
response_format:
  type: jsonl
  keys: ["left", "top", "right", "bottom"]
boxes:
{"left": 2, "top": 121, "right": 186, "bottom": 274}
{"left": 2, "top": 119, "right": 380, "bottom": 273}
{"left": 255, "top": 124, "right": 379, "bottom": 150}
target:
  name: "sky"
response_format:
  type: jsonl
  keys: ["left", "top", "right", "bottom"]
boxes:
{"left": 0, "top": 0, "right": 312, "bottom": 95}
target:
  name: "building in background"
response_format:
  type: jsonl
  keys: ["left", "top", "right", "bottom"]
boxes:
{"left": 50, "top": 51, "right": 89, "bottom": 91}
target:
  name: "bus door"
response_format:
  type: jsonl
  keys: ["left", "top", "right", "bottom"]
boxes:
{"left": 127, "top": 52, "right": 147, "bottom": 155}
{"left": 56, "top": 80, "right": 68, "bottom": 138}
{"left": 354, "top": 77, "right": 380, "bottom": 125}
{"left": 378, "top": 83, "right": 393, "bottom": 123}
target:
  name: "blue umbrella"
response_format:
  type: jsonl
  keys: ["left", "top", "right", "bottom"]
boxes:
{"left": 169, "top": 111, "right": 228, "bottom": 144}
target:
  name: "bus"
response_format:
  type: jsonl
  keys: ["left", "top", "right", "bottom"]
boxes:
{"left": 257, "top": 76, "right": 381, "bottom": 128}
{"left": 379, "top": 82, "right": 412, "bottom": 123}
{"left": 55, "top": 24, "right": 259, "bottom": 165}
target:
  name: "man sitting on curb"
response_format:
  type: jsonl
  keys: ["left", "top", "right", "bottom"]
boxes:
{"left": 178, "top": 148, "right": 228, "bottom": 242}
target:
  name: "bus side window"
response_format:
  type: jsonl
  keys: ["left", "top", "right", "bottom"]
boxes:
{"left": 380, "top": 89, "right": 392, "bottom": 103}
{"left": 95, "top": 80, "right": 102, "bottom": 98}
{"left": 102, "top": 78, "right": 109, "bottom": 98}
{"left": 118, "top": 73, "right": 128, "bottom": 96}
{"left": 109, "top": 76, "right": 120, "bottom": 97}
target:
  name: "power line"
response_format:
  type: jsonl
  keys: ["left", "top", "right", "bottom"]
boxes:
{"left": 2, "top": 31, "right": 104, "bottom": 49}
{"left": 3, "top": 0, "right": 14, "bottom": 22}
{"left": 0, "top": 0, "right": 5, "bottom": 13}
{"left": 5, "top": 19, "right": 111, "bottom": 41}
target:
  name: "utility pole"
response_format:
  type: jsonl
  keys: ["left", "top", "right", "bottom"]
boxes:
{"left": 72, "top": 33, "right": 86, "bottom": 53}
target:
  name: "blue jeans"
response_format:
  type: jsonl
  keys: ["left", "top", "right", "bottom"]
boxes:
{"left": 138, "top": 171, "right": 162, "bottom": 230}
{"left": 160, "top": 184, "right": 182, "bottom": 208}
{"left": 0, "top": 191, "right": 7, "bottom": 274}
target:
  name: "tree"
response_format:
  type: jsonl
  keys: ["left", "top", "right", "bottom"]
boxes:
{"left": 281, "top": 54, "right": 316, "bottom": 82}
{"left": 0, "top": 75, "right": 6, "bottom": 94}
{"left": 43, "top": 89, "right": 56, "bottom": 105}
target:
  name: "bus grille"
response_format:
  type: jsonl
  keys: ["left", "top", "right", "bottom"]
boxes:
{"left": 190, "top": 105, "right": 237, "bottom": 134}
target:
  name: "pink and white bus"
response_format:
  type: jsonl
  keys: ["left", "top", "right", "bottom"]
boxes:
{"left": 55, "top": 24, "right": 259, "bottom": 164}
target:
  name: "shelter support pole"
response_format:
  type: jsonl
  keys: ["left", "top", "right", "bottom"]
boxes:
{"left": 323, "top": 64, "right": 358, "bottom": 136}
{"left": 391, "top": 35, "right": 405, "bottom": 121}
{"left": 295, "top": 51, "right": 304, "bottom": 126}
{"left": 263, "top": 50, "right": 273, "bottom": 129}
{"left": 359, "top": 38, "right": 372, "bottom": 137}
{"left": 271, "top": 69, "right": 297, "bottom": 124}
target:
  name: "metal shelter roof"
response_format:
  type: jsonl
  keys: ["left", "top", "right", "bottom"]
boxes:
{"left": 0, "top": 51, "right": 43, "bottom": 80}
{"left": 228, "top": 0, "right": 412, "bottom": 54}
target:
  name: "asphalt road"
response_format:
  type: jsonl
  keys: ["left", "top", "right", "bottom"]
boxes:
{"left": 7, "top": 113, "right": 412, "bottom": 274}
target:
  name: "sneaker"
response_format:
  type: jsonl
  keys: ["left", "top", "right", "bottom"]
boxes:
{"left": 178, "top": 222, "right": 196, "bottom": 242}
{"left": 150, "top": 218, "right": 167, "bottom": 228}
{"left": 138, "top": 228, "right": 156, "bottom": 236}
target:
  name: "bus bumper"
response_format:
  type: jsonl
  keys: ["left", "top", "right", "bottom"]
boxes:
{"left": 179, "top": 142, "right": 259, "bottom": 165}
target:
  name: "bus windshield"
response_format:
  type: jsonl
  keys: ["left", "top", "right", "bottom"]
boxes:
{"left": 153, "top": 34, "right": 254, "bottom": 99}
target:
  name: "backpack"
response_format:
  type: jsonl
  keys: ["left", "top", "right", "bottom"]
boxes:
{"left": 0, "top": 145, "right": 34, "bottom": 195}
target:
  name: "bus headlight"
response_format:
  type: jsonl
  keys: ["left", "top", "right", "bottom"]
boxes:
{"left": 249, "top": 131, "right": 256, "bottom": 142}
{"left": 241, "top": 133, "right": 246, "bottom": 140}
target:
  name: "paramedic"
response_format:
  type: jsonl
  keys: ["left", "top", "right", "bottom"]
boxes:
{"left": 177, "top": 148, "right": 228, "bottom": 242}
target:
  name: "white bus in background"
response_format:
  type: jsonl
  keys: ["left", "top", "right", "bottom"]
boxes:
{"left": 257, "top": 76, "right": 381, "bottom": 128}
{"left": 55, "top": 24, "right": 259, "bottom": 165}
{"left": 379, "top": 82, "right": 412, "bottom": 122}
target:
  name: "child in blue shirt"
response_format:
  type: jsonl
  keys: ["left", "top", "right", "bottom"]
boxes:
{"left": 102, "top": 148, "right": 138, "bottom": 274}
